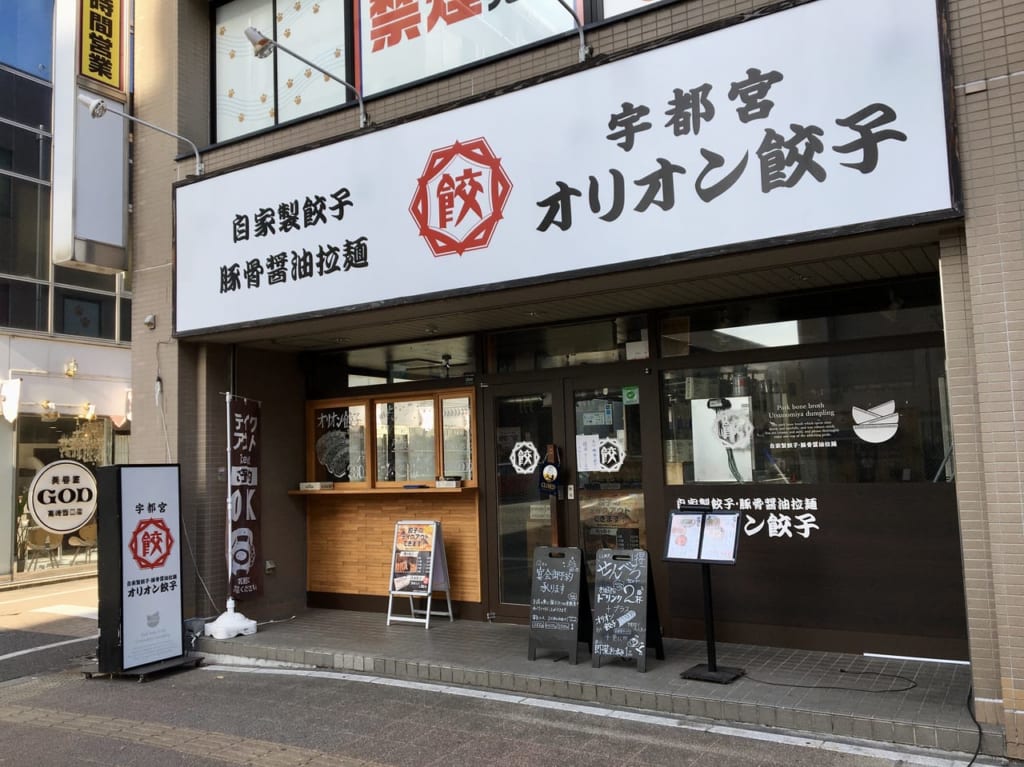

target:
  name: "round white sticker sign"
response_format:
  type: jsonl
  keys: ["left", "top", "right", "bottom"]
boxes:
{"left": 27, "top": 460, "right": 98, "bottom": 534}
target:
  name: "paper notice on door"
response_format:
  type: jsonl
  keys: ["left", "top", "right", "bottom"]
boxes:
{"left": 576, "top": 434, "right": 601, "bottom": 471}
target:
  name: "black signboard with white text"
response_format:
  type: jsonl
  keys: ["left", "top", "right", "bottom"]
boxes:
{"left": 591, "top": 549, "right": 664, "bottom": 672}
{"left": 528, "top": 547, "right": 591, "bottom": 664}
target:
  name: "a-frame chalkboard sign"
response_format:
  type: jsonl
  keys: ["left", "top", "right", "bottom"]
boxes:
{"left": 386, "top": 520, "right": 453, "bottom": 629}
{"left": 528, "top": 547, "right": 592, "bottom": 664}
{"left": 591, "top": 548, "right": 665, "bottom": 672}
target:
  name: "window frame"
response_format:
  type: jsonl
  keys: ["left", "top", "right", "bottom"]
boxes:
{"left": 305, "top": 386, "right": 477, "bottom": 491}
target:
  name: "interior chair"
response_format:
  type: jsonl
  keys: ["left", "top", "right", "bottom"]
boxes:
{"left": 24, "top": 527, "right": 58, "bottom": 570}
{"left": 69, "top": 521, "right": 98, "bottom": 565}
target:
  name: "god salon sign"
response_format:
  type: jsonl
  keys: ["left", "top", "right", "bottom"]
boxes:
{"left": 27, "top": 459, "right": 98, "bottom": 534}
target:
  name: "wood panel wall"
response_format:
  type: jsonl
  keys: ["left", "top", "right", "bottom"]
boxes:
{"left": 305, "top": 491, "right": 481, "bottom": 602}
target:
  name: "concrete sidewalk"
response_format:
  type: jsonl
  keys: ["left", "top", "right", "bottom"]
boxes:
{"left": 196, "top": 608, "right": 995, "bottom": 760}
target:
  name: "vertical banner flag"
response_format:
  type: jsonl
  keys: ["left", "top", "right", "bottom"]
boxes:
{"left": 228, "top": 395, "right": 262, "bottom": 598}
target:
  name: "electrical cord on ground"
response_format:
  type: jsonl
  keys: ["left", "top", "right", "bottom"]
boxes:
{"left": 963, "top": 684, "right": 982, "bottom": 767}
{"left": 744, "top": 667, "right": 918, "bottom": 693}
{"left": 257, "top": 616, "right": 297, "bottom": 627}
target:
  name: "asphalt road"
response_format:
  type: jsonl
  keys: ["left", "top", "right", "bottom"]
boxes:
{"left": 0, "top": 578, "right": 994, "bottom": 767}
{"left": 0, "top": 579, "right": 98, "bottom": 682}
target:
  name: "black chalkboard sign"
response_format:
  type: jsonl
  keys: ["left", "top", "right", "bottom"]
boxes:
{"left": 591, "top": 549, "right": 664, "bottom": 672}
{"left": 527, "top": 547, "right": 592, "bottom": 664}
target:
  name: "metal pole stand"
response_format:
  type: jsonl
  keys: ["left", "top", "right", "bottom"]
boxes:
{"left": 680, "top": 563, "right": 745, "bottom": 684}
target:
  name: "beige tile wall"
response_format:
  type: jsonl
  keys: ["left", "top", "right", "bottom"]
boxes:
{"left": 130, "top": 0, "right": 1024, "bottom": 755}
{"left": 945, "top": 0, "right": 1024, "bottom": 758}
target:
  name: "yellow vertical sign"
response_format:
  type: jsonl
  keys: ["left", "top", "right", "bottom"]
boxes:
{"left": 79, "top": 0, "right": 123, "bottom": 92}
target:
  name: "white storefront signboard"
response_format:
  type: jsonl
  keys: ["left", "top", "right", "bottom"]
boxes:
{"left": 176, "top": 0, "right": 955, "bottom": 336}
{"left": 119, "top": 465, "right": 184, "bottom": 669}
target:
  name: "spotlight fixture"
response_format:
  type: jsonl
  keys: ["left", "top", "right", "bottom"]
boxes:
{"left": 243, "top": 27, "right": 368, "bottom": 128}
{"left": 78, "top": 93, "right": 204, "bottom": 176}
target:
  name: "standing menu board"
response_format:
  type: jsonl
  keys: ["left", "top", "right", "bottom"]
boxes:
{"left": 386, "top": 520, "right": 453, "bottom": 628}
{"left": 665, "top": 508, "right": 740, "bottom": 564}
{"left": 592, "top": 549, "right": 664, "bottom": 672}
{"left": 664, "top": 506, "right": 745, "bottom": 683}
{"left": 528, "top": 547, "right": 592, "bottom": 664}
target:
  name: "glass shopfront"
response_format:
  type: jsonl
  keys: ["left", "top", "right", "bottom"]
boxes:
{"left": 12, "top": 414, "right": 126, "bottom": 576}
{"left": 475, "top": 275, "right": 964, "bottom": 655}
{"left": 662, "top": 348, "right": 950, "bottom": 486}
{"left": 306, "top": 274, "right": 965, "bottom": 655}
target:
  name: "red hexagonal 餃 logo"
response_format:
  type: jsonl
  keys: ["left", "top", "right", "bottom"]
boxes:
{"left": 129, "top": 518, "right": 175, "bottom": 570}
{"left": 409, "top": 137, "right": 512, "bottom": 257}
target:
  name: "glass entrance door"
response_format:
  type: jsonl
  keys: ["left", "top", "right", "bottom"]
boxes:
{"left": 568, "top": 380, "right": 651, "bottom": 586}
{"left": 483, "top": 376, "right": 657, "bottom": 618}
{"left": 484, "top": 384, "right": 565, "bottom": 617}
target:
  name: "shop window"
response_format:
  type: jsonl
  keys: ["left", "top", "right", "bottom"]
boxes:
{"left": 305, "top": 388, "right": 475, "bottom": 489}
{"left": 376, "top": 397, "right": 435, "bottom": 483}
{"left": 306, "top": 336, "right": 475, "bottom": 395}
{"left": 490, "top": 315, "right": 649, "bottom": 373}
{"left": 54, "top": 288, "right": 116, "bottom": 340}
{"left": 0, "top": 3, "right": 54, "bottom": 81}
{"left": 0, "top": 123, "right": 51, "bottom": 180}
{"left": 359, "top": 0, "right": 572, "bottom": 97}
{"left": 211, "top": 0, "right": 580, "bottom": 143}
{"left": 660, "top": 277, "right": 943, "bottom": 356}
{"left": 662, "top": 347, "right": 950, "bottom": 484}
{"left": 441, "top": 395, "right": 472, "bottom": 481}
{"left": 307, "top": 400, "right": 368, "bottom": 486}
{"left": 601, "top": 0, "right": 676, "bottom": 21}
{"left": 0, "top": 67, "right": 53, "bottom": 129}
{"left": 0, "top": 278, "right": 47, "bottom": 332}
{"left": 0, "top": 175, "right": 50, "bottom": 280}
{"left": 14, "top": 413, "right": 118, "bottom": 576}
{"left": 213, "top": 0, "right": 350, "bottom": 143}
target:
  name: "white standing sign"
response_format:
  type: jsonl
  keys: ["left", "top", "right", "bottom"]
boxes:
{"left": 176, "top": 0, "right": 955, "bottom": 336}
{"left": 119, "top": 465, "right": 184, "bottom": 669}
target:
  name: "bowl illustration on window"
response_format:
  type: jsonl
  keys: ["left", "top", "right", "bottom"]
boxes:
{"left": 851, "top": 400, "right": 899, "bottom": 444}
{"left": 315, "top": 430, "right": 352, "bottom": 479}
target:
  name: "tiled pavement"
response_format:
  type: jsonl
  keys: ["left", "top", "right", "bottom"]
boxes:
{"left": 196, "top": 608, "right": 996, "bottom": 760}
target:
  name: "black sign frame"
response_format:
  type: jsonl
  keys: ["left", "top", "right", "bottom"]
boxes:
{"left": 664, "top": 507, "right": 740, "bottom": 564}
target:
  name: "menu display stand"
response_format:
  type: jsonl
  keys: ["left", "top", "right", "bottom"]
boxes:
{"left": 386, "top": 520, "right": 453, "bottom": 629}
{"left": 665, "top": 506, "right": 744, "bottom": 684}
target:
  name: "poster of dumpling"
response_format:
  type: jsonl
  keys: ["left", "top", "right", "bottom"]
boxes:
{"left": 310, "top": 402, "right": 367, "bottom": 483}
{"left": 691, "top": 396, "right": 754, "bottom": 482}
